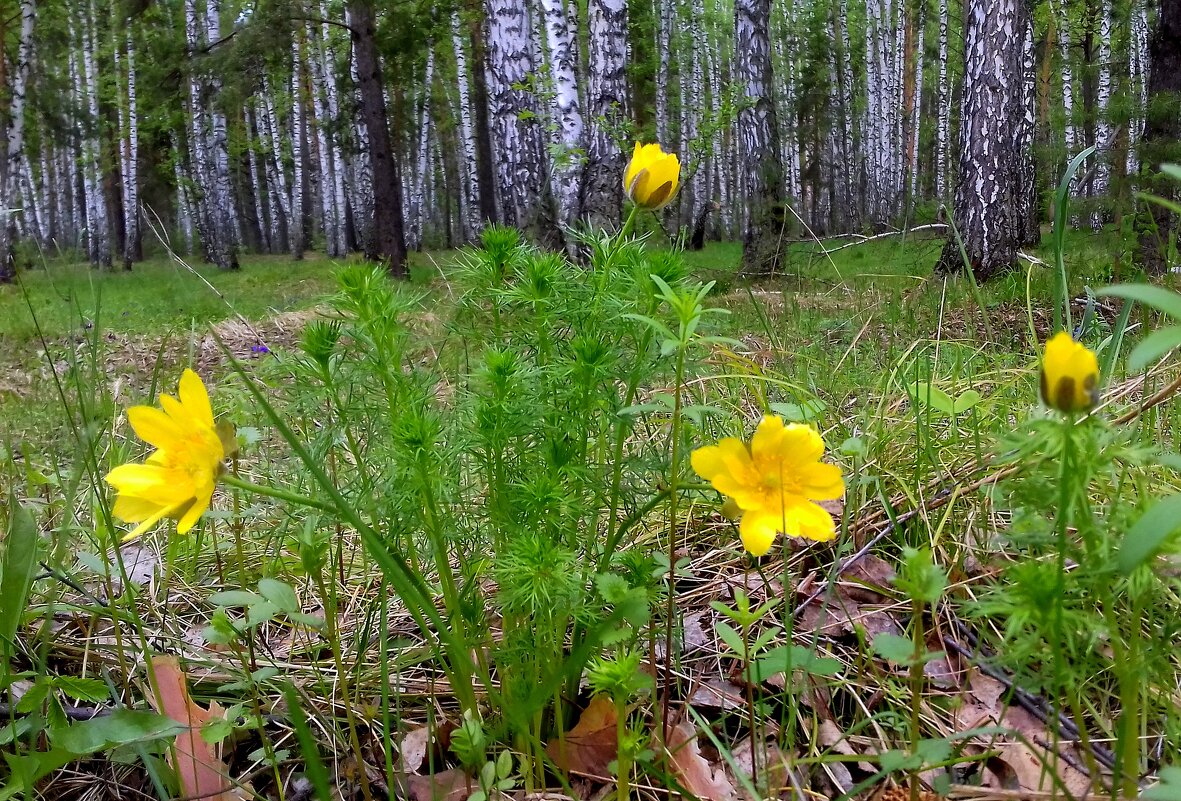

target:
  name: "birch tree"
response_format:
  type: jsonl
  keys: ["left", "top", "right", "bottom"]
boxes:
{"left": 735, "top": 0, "right": 787, "bottom": 275}
{"left": 935, "top": 0, "right": 1032, "bottom": 279}
{"left": 540, "top": 0, "right": 585, "bottom": 232}
{"left": 579, "top": 0, "right": 629, "bottom": 230}
{"left": 485, "top": 0, "right": 556, "bottom": 240}
{"left": 0, "top": 0, "right": 37, "bottom": 282}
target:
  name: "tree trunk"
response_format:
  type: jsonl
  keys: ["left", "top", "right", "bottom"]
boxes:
{"left": 1135, "top": 0, "right": 1181, "bottom": 274}
{"left": 349, "top": 0, "right": 407, "bottom": 275}
{"left": 82, "top": 4, "right": 110, "bottom": 269}
{"left": 1015, "top": 15, "right": 1039, "bottom": 246}
{"left": 540, "top": 0, "right": 584, "bottom": 233}
{"left": 452, "top": 10, "right": 482, "bottom": 242}
{"left": 0, "top": 0, "right": 35, "bottom": 282}
{"left": 935, "top": 0, "right": 1031, "bottom": 280}
{"left": 485, "top": 0, "right": 557, "bottom": 242}
{"left": 122, "top": 29, "right": 141, "bottom": 265}
{"left": 935, "top": 0, "right": 950, "bottom": 202}
{"left": 466, "top": 1, "right": 499, "bottom": 228}
{"left": 1090, "top": 0, "right": 1113, "bottom": 229}
{"left": 1126, "top": 0, "right": 1149, "bottom": 178}
{"left": 735, "top": 0, "right": 786, "bottom": 276}
{"left": 291, "top": 34, "right": 308, "bottom": 260}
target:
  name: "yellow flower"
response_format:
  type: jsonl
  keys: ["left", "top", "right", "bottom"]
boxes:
{"left": 105, "top": 369, "right": 225, "bottom": 541}
{"left": 623, "top": 142, "right": 680, "bottom": 210}
{"left": 1040, "top": 332, "right": 1100, "bottom": 414}
{"left": 691, "top": 416, "right": 845, "bottom": 557}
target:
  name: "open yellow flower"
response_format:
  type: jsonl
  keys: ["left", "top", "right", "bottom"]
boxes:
{"left": 623, "top": 142, "right": 680, "bottom": 210}
{"left": 105, "top": 369, "right": 226, "bottom": 541}
{"left": 1040, "top": 332, "right": 1100, "bottom": 414}
{"left": 691, "top": 416, "right": 845, "bottom": 557}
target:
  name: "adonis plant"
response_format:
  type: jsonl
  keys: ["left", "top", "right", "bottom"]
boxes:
{"left": 91, "top": 142, "right": 843, "bottom": 791}
{"left": 11, "top": 145, "right": 1181, "bottom": 801}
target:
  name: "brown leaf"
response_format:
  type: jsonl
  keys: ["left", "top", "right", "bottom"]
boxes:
{"left": 402, "top": 768, "right": 472, "bottom": 801}
{"left": 666, "top": 721, "right": 738, "bottom": 801}
{"left": 687, "top": 679, "right": 746, "bottom": 711}
{"left": 993, "top": 706, "right": 1092, "bottom": 796}
{"left": 147, "top": 656, "right": 247, "bottom": 801}
{"left": 839, "top": 555, "right": 896, "bottom": 602}
{"left": 400, "top": 726, "right": 433, "bottom": 774}
{"left": 547, "top": 696, "right": 617, "bottom": 776}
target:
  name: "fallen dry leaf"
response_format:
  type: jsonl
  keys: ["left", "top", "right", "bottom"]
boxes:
{"left": 400, "top": 726, "right": 433, "bottom": 774}
{"left": 547, "top": 696, "right": 617, "bottom": 776}
{"left": 401, "top": 768, "right": 472, "bottom": 801}
{"left": 839, "top": 555, "right": 896, "bottom": 602}
{"left": 665, "top": 720, "right": 738, "bottom": 801}
{"left": 687, "top": 678, "right": 746, "bottom": 711}
{"left": 148, "top": 656, "right": 247, "bottom": 801}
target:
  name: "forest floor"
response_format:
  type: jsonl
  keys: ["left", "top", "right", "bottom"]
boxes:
{"left": 3, "top": 227, "right": 1181, "bottom": 801}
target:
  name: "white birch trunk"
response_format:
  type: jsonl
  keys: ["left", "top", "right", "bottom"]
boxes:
{"left": 321, "top": 5, "right": 348, "bottom": 255}
{"left": 451, "top": 11, "right": 481, "bottom": 241}
{"left": 82, "top": 4, "right": 110, "bottom": 267}
{"left": 174, "top": 153, "right": 195, "bottom": 253}
{"left": 1091, "top": 0, "right": 1113, "bottom": 228}
{"left": 935, "top": 0, "right": 950, "bottom": 200}
{"left": 908, "top": 2, "right": 925, "bottom": 207}
{"left": 205, "top": 0, "right": 240, "bottom": 259}
{"left": 1126, "top": 0, "right": 1149, "bottom": 178}
{"left": 540, "top": 0, "right": 584, "bottom": 232}
{"left": 410, "top": 50, "right": 435, "bottom": 250}
{"left": 291, "top": 35, "right": 307, "bottom": 258}
{"left": 486, "top": 0, "right": 552, "bottom": 234}
{"left": 0, "top": 0, "right": 36, "bottom": 275}
{"left": 656, "top": 0, "right": 673, "bottom": 145}
{"left": 581, "top": 0, "right": 629, "bottom": 229}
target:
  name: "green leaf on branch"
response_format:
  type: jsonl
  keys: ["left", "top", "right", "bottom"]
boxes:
{"left": 1118, "top": 495, "right": 1181, "bottom": 573}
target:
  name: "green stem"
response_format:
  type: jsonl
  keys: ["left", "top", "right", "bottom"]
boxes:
{"left": 1049, "top": 415, "right": 1076, "bottom": 799}
{"left": 909, "top": 600, "right": 925, "bottom": 801}
{"left": 220, "top": 474, "right": 336, "bottom": 513}
{"left": 661, "top": 342, "right": 688, "bottom": 745}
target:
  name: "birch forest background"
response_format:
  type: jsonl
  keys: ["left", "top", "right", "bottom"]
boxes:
{"left": 0, "top": 0, "right": 1177, "bottom": 284}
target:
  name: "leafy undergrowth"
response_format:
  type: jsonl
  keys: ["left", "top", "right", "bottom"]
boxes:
{"left": 3, "top": 226, "right": 1181, "bottom": 801}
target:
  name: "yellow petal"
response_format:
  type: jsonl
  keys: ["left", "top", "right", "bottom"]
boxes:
{"left": 112, "top": 493, "right": 169, "bottom": 523}
{"left": 105, "top": 462, "right": 172, "bottom": 492}
{"left": 692, "top": 438, "right": 760, "bottom": 501}
{"left": 797, "top": 462, "right": 845, "bottom": 501}
{"left": 775, "top": 424, "right": 825, "bottom": 467}
{"left": 738, "top": 509, "right": 781, "bottom": 557}
{"left": 121, "top": 501, "right": 182, "bottom": 542}
{"left": 158, "top": 394, "right": 190, "bottom": 428}
{"left": 786, "top": 499, "right": 838, "bottom": 542}
{"left": 178, "top": 369, "right": 215, "bottom": 428}
{"left": 127, "top": 406, "right": 186, "bottom": 451}
{"left": 1041, "top": 332, "right": 1099, "bottom": 413}
{"left": 176, "top": 479, "right": 215, "bottom": 533}
{"left": 623, "top": 142, "right": 645, "bottom": 191}
{"left": 750, "top": 415, "right": 788, "bottom": 464}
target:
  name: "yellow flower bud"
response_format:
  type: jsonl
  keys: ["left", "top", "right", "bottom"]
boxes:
{"left": 1040, "top": 332, "right": 1100, "bottom": 414}
{"left": 623, "top": 142, "right": 680, "bottom": 210}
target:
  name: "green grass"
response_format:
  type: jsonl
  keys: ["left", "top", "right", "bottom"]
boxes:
{"left": 0, "top": 250, "right": 448, "bottom": 346}
{"left": 5, "top": 227, "right": 1181, "bottom": 800}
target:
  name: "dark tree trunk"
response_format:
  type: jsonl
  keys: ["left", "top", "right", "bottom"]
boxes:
{"left": 935, "top": 0, "right": 1033, "bottom": 280}
{"left": 735, "top": 0, "right": 787, "bottom": 277}
{"left": 1135, "top": 0, "right": 1181, "bottom": 275}
{"left": 350, "top": 0, "right": 407, "bottom": 276}
{"left": 237, "top": 151, "right": 265, "bottom": 252}
{"left": 467, "top": 3, "right": 498, "bottom": 228}
{"left": 580, "top": 0, "right": 629, "bottom": 230}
